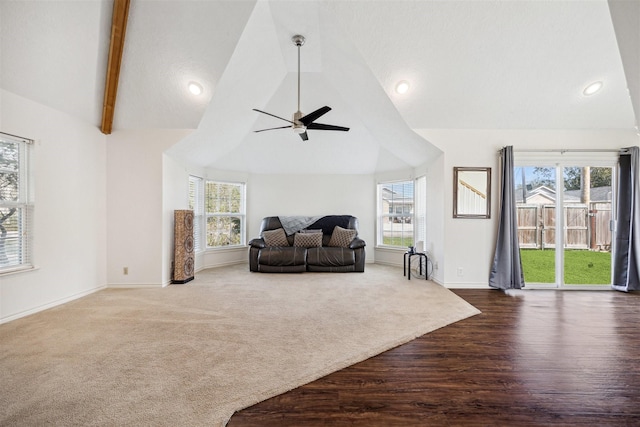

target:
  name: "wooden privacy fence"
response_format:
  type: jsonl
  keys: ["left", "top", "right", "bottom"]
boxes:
{"left": 517, "top": 202, "right": 611, "bottom": 251}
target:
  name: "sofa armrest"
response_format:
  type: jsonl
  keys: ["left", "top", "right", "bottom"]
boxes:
{"left": 349, "top": 238, "right": 366, "bottom": 250}
{"left": 249, "top": 238, "right": 266, "bottom": 249}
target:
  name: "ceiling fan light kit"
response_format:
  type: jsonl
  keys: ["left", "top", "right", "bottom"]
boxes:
{"left": 292, "top": 111, "right": 306, "bottom": 133}
{"left": 253, "top": 34, "right": 349, "bottom": 141}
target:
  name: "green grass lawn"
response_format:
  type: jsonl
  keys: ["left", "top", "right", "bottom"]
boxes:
{"left": 383, "top": 237, "right": 414, "bottom": 247}
{"left": 520, "top": 249, "right": 611, "bottom": 285}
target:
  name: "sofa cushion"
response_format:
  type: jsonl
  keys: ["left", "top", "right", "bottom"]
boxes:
{"left": 258, "top": 247, "right": 306, "bottom": 266}
{"left": 262, "top": 228, "right": 289, "bottom": 247}
{"left": 293, "top": 232, "right": 323, "bottom": 248}
{"left": 307, "top": 247, "right": 355, "bottom": 266}
{"left": 307, "top": 265, "right": 356, "bottom": 273}
{"left": 328, "top": 226, "right": 357, "bottom": 248}
{"left": 258, "top": 264, "right": 307, "bottom": 273}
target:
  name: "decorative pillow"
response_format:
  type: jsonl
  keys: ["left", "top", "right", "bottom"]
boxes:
{"left": 301, "top": 229, "right": 323, "bottom": 234}
{"left": 293, "top": 232, "right": 323, "bottom": 248}
{"left": 262, "top": 228, "right": 290, "bottom": 247}
{"left": 328, "top": 226, "right": 357, "bottom": 248}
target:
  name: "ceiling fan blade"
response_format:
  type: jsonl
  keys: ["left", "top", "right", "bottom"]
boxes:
{"left": 253, "top": 109, "right": 295, "bottom": 124}
{"left": 306, "top": 122, "right": 350, "bottom": 132}
{"left": 299, "top": 106, "right": 331, "bottom": 125}
{"left": 254, "top": 125, "right": 293, "bottom": 133}
{"left": 299, "top": 131, "right": 309, "bottom": 141}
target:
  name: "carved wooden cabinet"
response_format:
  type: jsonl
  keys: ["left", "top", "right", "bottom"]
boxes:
{"left": 172, "top": 210, "right": 195, "bottom": 284}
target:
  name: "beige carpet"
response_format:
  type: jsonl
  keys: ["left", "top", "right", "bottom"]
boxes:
{"left": 0, "top": 264, "right": 480, "bottom": 426}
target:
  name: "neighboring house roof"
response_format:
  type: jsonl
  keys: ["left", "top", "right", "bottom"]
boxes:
{"left": 564, "top": 186, "right": 613, "bottom": 202}
{"left": 381, "top": 183, "right": 414, "bottom": 202}
{"left": 517, "top": 185, "right": 612, "bottom": 204}
{"left": 516, "top": 185, "right": 556, "bottom": 203}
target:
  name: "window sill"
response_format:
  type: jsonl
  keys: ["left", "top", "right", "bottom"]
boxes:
{"left": 375, "top": 246, "right": 410, "bottom": 252}
{"left": 0, "top": 265, "right": 39, "bottom": 277}
{"left": 202, "top": 245, "right": 247, "bottom": 254}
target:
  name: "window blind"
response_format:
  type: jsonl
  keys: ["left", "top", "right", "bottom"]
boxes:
{"left": 0, "top": 132, "right": 34, "bottom": 273}
{"left": 188, "top": 175, "right": 204, "bottom": 252}
{"left": 414, "top": 176, "right": 427, "bottom": 251}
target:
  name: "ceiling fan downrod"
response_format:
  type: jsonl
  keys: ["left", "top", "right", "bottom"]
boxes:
{"left": 292, "top": 35, "right": 306, "bottom": 133}
{"left": 292, "top": 35, "right": 305, "bottom": 114}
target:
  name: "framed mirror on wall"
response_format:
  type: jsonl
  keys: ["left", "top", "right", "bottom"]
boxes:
{"left": 453, "top": 167, "right": 491, "bottom": 219}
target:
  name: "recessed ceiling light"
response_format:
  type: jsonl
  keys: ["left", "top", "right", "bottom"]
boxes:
{"left": 188, "top": 81, "right": 203, "bottom": 96}
{"left": 583, "top": 81, "right": 603, "bottom": 96}
{"left": 395, "top": 80, "right": 410, "bottom": 94}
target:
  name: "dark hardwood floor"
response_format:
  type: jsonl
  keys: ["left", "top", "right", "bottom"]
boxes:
{"left": 229, "top": 289, "right": 640, "bottom": 426}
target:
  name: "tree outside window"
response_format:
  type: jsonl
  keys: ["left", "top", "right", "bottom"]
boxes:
{"left": 205, "top": 181, "right": 245, "bottom": 247}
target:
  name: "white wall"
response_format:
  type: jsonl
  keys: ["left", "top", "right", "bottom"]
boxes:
{"left": 162, "top": 154, "right": 190, "bottom": 284}
{"left": 416, "top": 128, "right": 640, "bottom": 288}
{"left": 0, "top": 90, "right": 107, "bottom": 323}
{"left": 425, "top": 153, "right": 445, "bottom": 283}
{"left": 106, "top": 129, "right": 192, "bottom": 287}
{"left": 247, "top": 173, "right": 376, "bottom": 261}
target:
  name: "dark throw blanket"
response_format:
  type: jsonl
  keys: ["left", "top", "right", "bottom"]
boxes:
{"left": 308, "top": 215, "right": 354, "bottom": 235}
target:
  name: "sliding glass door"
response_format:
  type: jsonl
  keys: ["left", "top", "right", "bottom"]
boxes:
{"left": 514, "top": 154, "right": 616, "bottom": 288}
{"left": 562, "top": 166, "right": 613, "bottom": 286}
{"left": 515, "top": 166, "right": 557, "bottom": 285}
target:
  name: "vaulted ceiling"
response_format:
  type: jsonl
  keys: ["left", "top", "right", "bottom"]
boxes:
{"left": 1, "top": 0, "right": 638, "bottom": 174}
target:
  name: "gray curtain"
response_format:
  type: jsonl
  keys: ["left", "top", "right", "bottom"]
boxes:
{"left": 612, "top": 146, "right": 640, "bottom": 292}
{"left": 489, "top": 146, "right": 525, "bottom": 289}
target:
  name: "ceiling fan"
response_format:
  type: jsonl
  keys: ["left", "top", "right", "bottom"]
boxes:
{"left": 253, "top": 35, "right": 349, "bottom": 141}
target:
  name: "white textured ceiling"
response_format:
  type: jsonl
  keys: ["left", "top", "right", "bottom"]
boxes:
{"left": 1, "top": 0, "right": 638, "bottom": 174}
{"left": 1, "top": 0, "right": 112, "bottom": 126}
{"left": 114, "top": 0, "right": 257, "bottom": 129}
{"left": 326, "top": 0, "right": 636, "bottom": 130}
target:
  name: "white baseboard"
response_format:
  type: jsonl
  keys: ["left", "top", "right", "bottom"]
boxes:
{"left": 200, "top": 259, "right": 247, "bottom": 271}
{"left": 444, "top": 282, "right": 492, "bottom": 289}
{"left": 0, "top": 285, "right": 106, "bottom": 325}
{"left": 108, "top": 283, "right": 164, "bottom": 288}
{"left": 374, "top": 260, "right": 402, "bottom": 267}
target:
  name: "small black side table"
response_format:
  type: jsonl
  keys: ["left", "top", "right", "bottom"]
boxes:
{"left": 404, "top": 251, "right": 428, "bottom": 280}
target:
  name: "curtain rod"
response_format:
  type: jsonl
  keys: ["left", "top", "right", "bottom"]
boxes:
{"left": 499, "top": 148, "right": 620, "bottom": 153}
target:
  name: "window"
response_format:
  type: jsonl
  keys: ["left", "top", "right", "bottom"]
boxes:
{"left": 414, "top": 176, "right": 427, "bottom": 250}
{"left": 0, "top": 133, "right": 33, "bottom": 273}
{"left": 378, "top": 180, "right": 414, "bottom": 247}
{"left": 188, "top": 175, "right": 204, "bottom": 252}
{"left": 205, "top": 181, "right": 245, "bottom": 248}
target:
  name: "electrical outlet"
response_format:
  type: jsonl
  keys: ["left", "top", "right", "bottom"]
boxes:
{"left": 434, "top": 262, "right": 439, "bottom": 270}
{"left": 457, "top": 267, "right": 464, "bottom": 277}
{"left": 123, "top": 267, "right": 129, "bottom": 275}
